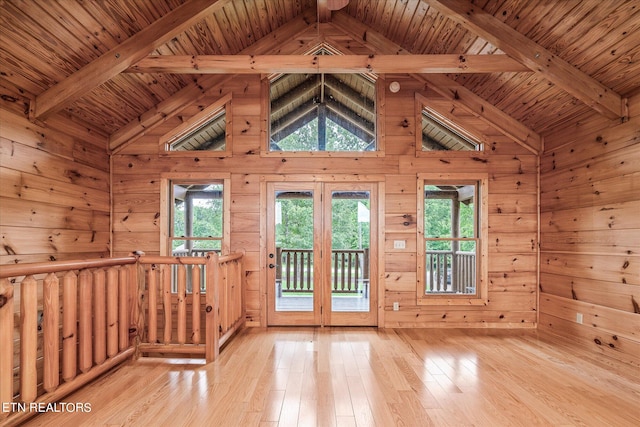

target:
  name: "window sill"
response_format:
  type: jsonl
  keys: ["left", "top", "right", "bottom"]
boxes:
{"left": 417, "top": 296, "right": 487, "bottom": 306}
{"left": 260, "top": 150, "right": 383, "bottom": 158}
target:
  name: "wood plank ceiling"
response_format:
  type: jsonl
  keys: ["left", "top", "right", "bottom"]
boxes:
{"left": 1, "top": 0, "right": 638, "bottom": 147}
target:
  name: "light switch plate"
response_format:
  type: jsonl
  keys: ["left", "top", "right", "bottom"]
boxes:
{"left": 393, "top": 240, "right": 406, "bottom": 249}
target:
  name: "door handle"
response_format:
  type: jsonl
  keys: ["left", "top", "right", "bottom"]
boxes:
{"left": 268, "top": 264, "right": 275, "bottom": 269}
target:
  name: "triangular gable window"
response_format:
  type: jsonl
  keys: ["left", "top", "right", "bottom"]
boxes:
{"left": 421, "top": 109, "right": 480, "bottom": 151}
{"left": 160, "top": 93, "right": 232, "bottom": 156}
{"left": 170, "top": 109, "right": 226, "bottom": 152}
{"left": 268, "top": 47, "right": 377, "bottom": 152}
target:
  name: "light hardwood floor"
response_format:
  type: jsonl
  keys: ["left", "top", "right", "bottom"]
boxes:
{"left": 19, "top": 327, "right": 640, "bottom": 427}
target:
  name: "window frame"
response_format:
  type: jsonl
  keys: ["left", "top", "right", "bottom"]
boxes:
{"left": 414, "top": 93, "right": 486, "bottom": 156}
{"left": 160, "top": 173, "right": 231, "bottom": 257}
{"left": 159, "top": 93, "right": 233, "bottom": 157}
{"left": 416, "top": 173, "right": 488, "bottom": 306}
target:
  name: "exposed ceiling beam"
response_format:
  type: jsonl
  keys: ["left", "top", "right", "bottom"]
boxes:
{"left": 127, "top": 54, "right": 529, "bottom": 74}
{"left": 424, "top": 0, "right": 626, "bottom": 120}
{"left": 330, "top": 11, "right": 541, "bottom": 154}
{"left": 110, "top": 7, "right": 318, "bottom": 152}
{"left": 31, "top": 0, "right": 230, "bottom": 122}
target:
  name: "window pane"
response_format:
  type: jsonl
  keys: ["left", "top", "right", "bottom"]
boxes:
{"left": 269, "top": 69, "right": 376, "bottom": 152}
{"left": 170, "top": 110, "right": 226, "bottom": 151}
{"left": 423, "top": 181, "right": 479, "bottom": 298}
{"left": 421, "top": 110, "right": 480, "bottom": 151}
{"left": 172, "top": 182, "right": 223, "bottom": 256}
{"left": 275, "top": 190, "right": 314, "bottom": 312}
{"left": 171, "top": 239, "right": 221, "bottom": 255}
{"left": 425, "top": 240, "right": 476, "bottom": 295}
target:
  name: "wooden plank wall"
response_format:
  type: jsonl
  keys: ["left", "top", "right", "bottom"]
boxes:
{"left": 0, "top": 109, "right": 110, "bottom": 264}
{"left": 112, "top": 74, "right": 538, "bottom": 328}
{"left": 0, "top": 107, "right": 111, "bottom": 393}
{"left": 539, "top": 107, "right": 640, "bottom": 367}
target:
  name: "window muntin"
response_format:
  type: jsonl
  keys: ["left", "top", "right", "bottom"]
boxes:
{"left": 268, "top": 50, "right": 377, "bottom": 152}
{"left": 170, "top": 182, "right": 224, "bottom": 256}
{"left": 418, "top": 178, "right": 487, "bottom": 304}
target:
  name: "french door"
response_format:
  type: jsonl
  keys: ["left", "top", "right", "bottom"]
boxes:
{"left": 266, "top": 181, "right": 377, "bottom": 326}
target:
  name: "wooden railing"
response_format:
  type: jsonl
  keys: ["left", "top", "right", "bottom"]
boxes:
{"left": 0, "top": 251, "right": 245, "bottom": 425}
{"left": 426, "top": 250, "right": 476, "bottom": 293}
{"left": 276, "top": 248, "right": 369, "bottom": 296}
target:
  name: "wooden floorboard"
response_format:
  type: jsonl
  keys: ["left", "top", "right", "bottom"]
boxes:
{"left": 18, "top": 328, "right": 640, "bottom": 427}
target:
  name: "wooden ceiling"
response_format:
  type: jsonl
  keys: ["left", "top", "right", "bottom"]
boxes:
{"left": 1, "top": 0, "right": 638, "bottom": 151}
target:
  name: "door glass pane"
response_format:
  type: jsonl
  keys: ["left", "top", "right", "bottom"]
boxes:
{"left": 331, "top": 191, "right": 370, "bottom": 312}
{"left": 275, "top": 190, "right": 314, "bottom": 312}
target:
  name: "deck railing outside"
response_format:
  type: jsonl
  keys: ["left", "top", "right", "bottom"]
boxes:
{"left": 425, "top": 250, "right": 476, "bottom": 294}
{"left": 0, "top": 251, "right": 245, "bottom": 425}
{"left": 276, "top": 248, "right": 369, "bottom": 297}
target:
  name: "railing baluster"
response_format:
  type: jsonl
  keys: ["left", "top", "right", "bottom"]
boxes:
{"left": 106, "top": 267, "right": 119, "bottom": 358}
{"left": 20, "top": 275, "right": 38, "bottom": 402}
{"left": 79, "top": 270, "right": 93, "bottom": 373}
{"left": 118, "top": 267, "right": 129, "bottom": 351}
{"left": 177, "top": 265, "right": 187, "bottom": 345}
{"left": 62, "top": 271, "right": 78, "bottom": 381}
{"left": 0, "top": 278, "right": 14, "bottom": 416}
{"left": 192, "top": 265, "right": 201, "bottom": 345}
{"left": 162, "top": 264, "right": 172, "bottom": 344}
{"left": 43, "top": 273, "right": 60, "bottom": 393}
{"left": 286, "top": 251, "right": 291, "bottom": 292}
{"left": 306, "top": 251, "right": 312, "bottom": 291}
{"left": 93, "top": 269, "right": 106, "bottom": 365}
{"left": 148, "top": 266, "right": 158, "bottom": 344}
{"left": 299, "top": 251, "right": 305, "bottom": 291}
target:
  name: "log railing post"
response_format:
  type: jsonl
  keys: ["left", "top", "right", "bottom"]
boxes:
{"left": 0, "top": 278, "right": 14, "bottom": 417}
{"left": 205, "top": 252, "right": 220, "bottom": 362}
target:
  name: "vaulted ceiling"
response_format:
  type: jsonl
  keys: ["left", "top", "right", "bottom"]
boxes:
{"left": 1, "top": 0, "right": 638, "bottom": 152}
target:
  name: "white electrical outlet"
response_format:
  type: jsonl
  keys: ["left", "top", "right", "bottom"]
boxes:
{"left": 393, "top": 240, "right": 406, "bottom": 249}
{"left": 393, "top": 302, "right": 400, "bottom": 311}
{"left": 576, "top": 313, "right": 583, "bottom": 324}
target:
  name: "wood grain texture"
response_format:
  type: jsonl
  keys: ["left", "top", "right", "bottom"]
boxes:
{"left": 540, "top": 109, "right": 640, "bottom": 367}
{"left": 17, "top": 328, "right": 640, "bottom": 427}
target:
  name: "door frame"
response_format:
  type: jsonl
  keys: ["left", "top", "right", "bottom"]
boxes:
{"left": 260, "top": 174, "right": 385, "bottom": 327}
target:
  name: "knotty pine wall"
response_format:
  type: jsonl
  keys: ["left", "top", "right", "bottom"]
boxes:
{"left": 112, "top": 74, "right": 538, "bottom": 328}
{"left": 1, "top": 107, "right": 110, "bottom": 394}
{"left": 0, "top": 109, "right": 110, "bottom": 264}
{"left": 539, "top": 108, "right": 640, "bottom": 367}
